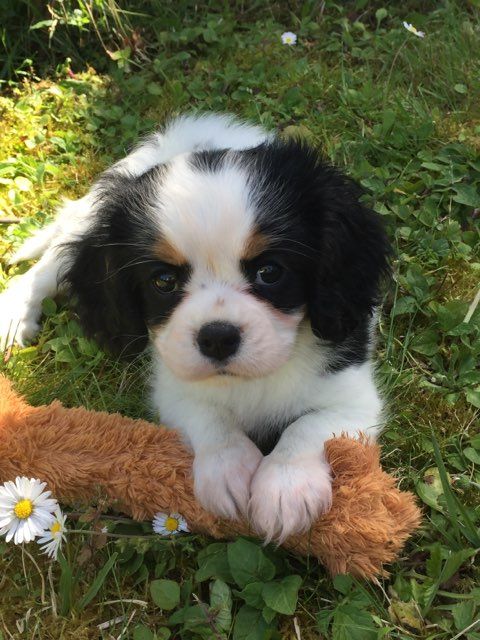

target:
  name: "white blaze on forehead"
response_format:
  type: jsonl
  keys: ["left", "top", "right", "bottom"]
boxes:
{"left": 157, "top": 155, "right": 256, "bottom": 281}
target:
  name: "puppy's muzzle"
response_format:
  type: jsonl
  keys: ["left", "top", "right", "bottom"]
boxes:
{"left": 196, "top": 321, "right": 241, "bottom": 362}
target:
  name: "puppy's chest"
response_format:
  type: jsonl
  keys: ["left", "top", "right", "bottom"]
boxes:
{"left": 224, "top": 387, "right": 315, "bottom": 455}
{"left": 245, "top": 413, "right": 304, "bottom": 455}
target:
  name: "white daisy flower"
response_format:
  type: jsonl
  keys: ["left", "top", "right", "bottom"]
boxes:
{"left": 152, "top": 512, "right": 189, "bottom": 536}
{"left": 403, "top": 21, "right": 425, "bottom": 38}
{"left": 37, "top": 507, "right": 67, "bottom": 560}
{"left": 0, "top": 477, "right": 58, "bottom": 544}
{"left": 281, "top": 31, "right": 297, "bottom": 46}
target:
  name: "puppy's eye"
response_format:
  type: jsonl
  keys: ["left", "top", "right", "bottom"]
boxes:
{"left": 151, "top": 272, "right": 178, "bottom": 294}
{"left": 255, "top": 263, "right": 284, "bottom": 285}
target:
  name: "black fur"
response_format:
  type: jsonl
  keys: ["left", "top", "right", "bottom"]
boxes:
{"left": 62, "top": 166, "right": 185, "bottom": 356}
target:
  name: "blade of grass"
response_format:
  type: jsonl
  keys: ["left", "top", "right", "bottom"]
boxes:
{"left": 430, "top": 432, "right": 461, "bottom": 544}
{"left": 58, "top": 552, "right": 74, "bottom": 616}
{"left": 76, "top": 551, "right": 119, "bottom": 613}
{"left": 431, "top": 432, "right": 480, "bottom": 547}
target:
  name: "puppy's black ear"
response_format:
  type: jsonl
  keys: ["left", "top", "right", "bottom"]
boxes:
{"left": 307, "top": 172, "right": 391, "bottom": 343}
{"left": 63, "top": 239, "right": 148, "bottom": 357}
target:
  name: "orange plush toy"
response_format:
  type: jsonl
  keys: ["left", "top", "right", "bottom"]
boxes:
{"left": 0, "top": 375, "right": 420, "bottom": 579}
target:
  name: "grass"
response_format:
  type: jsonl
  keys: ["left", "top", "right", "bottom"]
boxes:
{"left": 0, "top": 1, "right": 479, "bottom": 638}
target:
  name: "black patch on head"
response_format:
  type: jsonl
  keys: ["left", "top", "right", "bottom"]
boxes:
{"left": 61, "top": 166, "right": 188, "bottom": 357}
{"left": 189, "top": 148, "right": 231, "bottom": 173}
{"left": 190, "top": 140, "right": 390, "bottom": 370}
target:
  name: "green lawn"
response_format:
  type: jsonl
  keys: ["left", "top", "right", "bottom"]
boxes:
{"left": 0, "top": 1, "right": 479, "bottom": 638}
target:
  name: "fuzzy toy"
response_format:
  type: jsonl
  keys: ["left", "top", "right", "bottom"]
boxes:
{"left": 0, "top": 375, "right": 420, "bottom": 578}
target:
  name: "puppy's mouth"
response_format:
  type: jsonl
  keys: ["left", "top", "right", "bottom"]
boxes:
{"left": 206, "top": 361, "right": 244, "bottom": 379}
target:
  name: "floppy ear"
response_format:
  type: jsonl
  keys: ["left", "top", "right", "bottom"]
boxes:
{"left": 64, "top": 240, "right": 148, "bottom": 357}
{"left": 307, "top": 176, "right": 391, "bottom": 343}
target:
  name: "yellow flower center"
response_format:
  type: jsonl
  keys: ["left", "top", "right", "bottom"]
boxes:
{"left": 165, "top": 517, "right": 179, "bottom": 532}
{"left": 14, "top": 499, "right": 33, "bottom": 519}
{"left": 51, "top": 521, "right": 61, "bottom": 535}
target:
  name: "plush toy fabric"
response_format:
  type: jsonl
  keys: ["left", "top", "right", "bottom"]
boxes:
{"left": 0, "top": 375, "right": 420, "bottom": 578}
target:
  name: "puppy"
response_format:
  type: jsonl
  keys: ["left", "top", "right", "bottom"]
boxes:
{"left": 0, "top": 113, "right": 390, "bottom": 541}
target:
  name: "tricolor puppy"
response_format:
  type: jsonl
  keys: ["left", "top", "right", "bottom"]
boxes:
{"left": 0, "top": 114, "right": 390, "bottom": 541}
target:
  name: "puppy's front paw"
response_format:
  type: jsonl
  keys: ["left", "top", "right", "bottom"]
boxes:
{"left": 0, "top": 285, "right": 41, "bottom": 350}
{"left": 249, "top": 454, "right": 332, "bottom": 543}
{"left": 193, "top": 437, "right": 263, "bottom": 520}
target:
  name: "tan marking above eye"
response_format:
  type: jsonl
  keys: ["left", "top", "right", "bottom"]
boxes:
{"left": 242, "top": 229, "right": 271, "bottom": 260}
{"left": 154, "top": 238, "right": 186, "bottom": 266}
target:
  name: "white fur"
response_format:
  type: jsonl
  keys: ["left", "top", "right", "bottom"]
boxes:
{"left": 152, "top": 324, "right": 382, "bottom": 537}
{"left": 113, "top": 113, "right": 271, "bottom": 177}
{"left": 0, "top": 113, "right": 384, "bottom": 541}
{"left": 0, "top": 195, "right": 96, "bottom": 348}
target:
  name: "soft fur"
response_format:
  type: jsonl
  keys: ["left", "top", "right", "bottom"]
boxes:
{"left": 0, "top": 113, "right": 391, "bottom": 541}
{"left": 0, "top": 376, "right": 421, "bottom": 578}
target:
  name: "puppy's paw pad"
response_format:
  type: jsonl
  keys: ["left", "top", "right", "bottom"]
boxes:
{"left": 249, "top": 455, "right": 332, "bottom": 542}
{"left": 193, "top": 438, "right": 263, "bottom": 520}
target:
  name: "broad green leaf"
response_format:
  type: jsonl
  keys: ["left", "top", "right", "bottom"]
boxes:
{"left": 332, "top": 603, "right": 378, "bottom": 640}
{"left": 168, "top": 604, "right": 210, "bottom": 635}
{"left": 453, "top": 184, "right": 480, "bottom": 207}
{"left": 262, "top": 606, "right": 276, "bottom": 623}
{"left": 463, "top": 447, "right": 480, "bottom": 465}
{"left": 389, "top": 600, "right": 424, "bottom": 633}
{"left": 227, "top": 539, "right": 275, "bottom": 588}
{"left": 210, "top": 579, "right": 232, "bottom": 632}
{"left": 452, "top": 600, "right": 475, "bottom": 631}
{"left": 466, "top": 388, "right": 480, "bottom": 409}
{"left": 415, "top": 467, "right": 446, "bottom": 510}
{"left": 233, "top": 605, "right": 272, "bottom": 640}
{"left": 147, "top": 82, "right": 162, "bottom": 96}
{"left": 471, "top": 434, "right": 480, "bottom": 450}
{"left": 375, "top": 8, "right": 388, "bottom": 24}
{"left": 391, "top": 295, "right": 416, "bottom": 316}
{"left": 317, "top": 609, "right": 334, "bottom": 635}
{"left": 235, "top": 582, "right": 265, "bottom": 609}
{"left": 262, "top": 575, "right": 301, "bottom": 615}
{"left": 333, "top": 574, "right": 353, "bottom": 595}
{"left": 410, "top": 329, "right": 439, "bottom": 356}
{"left": 196, "top": 542, "right": 233, "bottom": 583}
{"left": 150, "top": 579, "right": 180, "bottom": 610}
{"left": 133, "top": 625, "right": 154, "bottom": 640}
{"left": 434, "top": 300, "right": 469, "bottom": 332}
{"left": 41, "top": 297, "right": 57, "bottom": 316}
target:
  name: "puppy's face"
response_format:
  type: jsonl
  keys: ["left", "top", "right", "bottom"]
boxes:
{"left": 139, "top": 154, "right": 306, "bottom": 381}
{"left": 67, "top": 141, "right": 390, "bottom": 374}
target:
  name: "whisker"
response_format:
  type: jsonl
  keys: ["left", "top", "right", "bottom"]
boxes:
{"left": 91, "top": 242, "right": 155, "bottom": 250}
{"left": 116, "top": 333, "right": 149, "bottom": 358}
{"left": 99, "top": 258, "right": 159, "bottom": 282}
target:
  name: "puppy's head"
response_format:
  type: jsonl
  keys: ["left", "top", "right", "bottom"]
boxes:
{"left": 66, "top": 140, "right": 390, "bottom": 380}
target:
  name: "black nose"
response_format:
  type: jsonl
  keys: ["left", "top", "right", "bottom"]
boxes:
{"left": 197, "top": 321, "right": 241, "bottom": 361}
